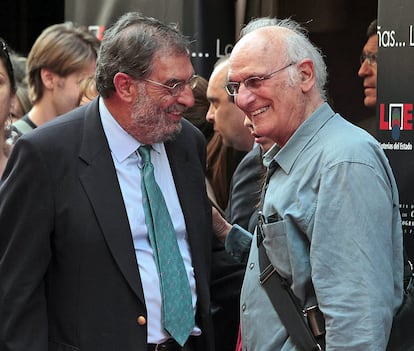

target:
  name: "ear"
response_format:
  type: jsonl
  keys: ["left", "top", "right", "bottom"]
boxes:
{"left": 40, "top": 68, "right": 58, "bottom": 90}
{"left": 297, "top": 59, "right": 315, "bottom": 93}
{"left": 113, "top": 72, "right": 137, "bottom": 103}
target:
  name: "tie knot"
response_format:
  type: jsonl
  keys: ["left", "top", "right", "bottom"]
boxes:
{"left": 138, "top": 145, "right": 152, "bottom": 164}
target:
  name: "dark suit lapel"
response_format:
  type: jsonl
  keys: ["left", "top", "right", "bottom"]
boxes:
{"left": 165, "top": 130, "right": 210, "bottom": 270}
{"left": 78, "top": 100, "right": 144, "bottom": 303}
{"left": 165, "top": 139, "right": 196, "bottom": 242}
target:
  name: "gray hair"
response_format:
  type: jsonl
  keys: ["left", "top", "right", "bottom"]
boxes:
{"left": 240, "top": 17, "right": 328, "bottom": 100}
{"left": 95, "top": 12, "right": 191, "bottom": 98}
{"left": 366, "top": 19, "right": 377, "bottom": 38}
{"left": 240, "top": 17, "right": 279, "bottom": 38}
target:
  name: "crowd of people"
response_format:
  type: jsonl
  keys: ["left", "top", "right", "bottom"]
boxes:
{"left": 0, "top": 9, "right": 406, "bottom": 351}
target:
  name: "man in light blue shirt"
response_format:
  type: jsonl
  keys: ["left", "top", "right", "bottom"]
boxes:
{"left": 224, "top": 18, "right": 404, "bottom": 350}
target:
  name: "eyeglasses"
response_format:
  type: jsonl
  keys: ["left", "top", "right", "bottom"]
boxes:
{"left": 0, "top": 40, "right": 12, "bottom": 70}
{"left": 225, "top": 63, "right": 294, "bottom": 96}
{"left": 360, "top": 53, "right": 377, "bottom": 66}
{"left": 0, "top": 39, "right": 15, "bottom": 87}
{"left": 144, "top": 74, "right": 198, "bottom": 96}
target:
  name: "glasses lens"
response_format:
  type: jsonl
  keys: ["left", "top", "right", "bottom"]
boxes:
{"left": 170, "top": 76, "right": 198, "bottom": 96}
{"left": 169, "top": 83, "right": 182, "bottom": 96}
{"left": 189, "top": 75, "right": 198, "bottom": 89}
{"left": 360, "top": 53, "right": 377, "bottom": 66}
{"left": 225, "top": 83, "right": 238, "bottom": 96}
{"left": 360, "top": 54, "right": 366, "bottom": 65}
{"left": 245, "top": 77, "right": 264, "bottom": 90}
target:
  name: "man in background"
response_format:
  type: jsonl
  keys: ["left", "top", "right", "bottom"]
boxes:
{"left": 205, "top": 55, "right": 252, "bottom": 350}
{"left": 357, "top": 19, "right": 378, "bottom": 137}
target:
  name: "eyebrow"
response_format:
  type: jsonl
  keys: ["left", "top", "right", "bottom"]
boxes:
{"left": 228, "top": 70, "right": 269, "bottom": 82}
{"left": 164, "top": 73, "right": 196, "bottom": 85}
{"left": 207, "top": 96, "right": 219, "bottom": 104}
{"left": 164, "top": 78, "right": 182, "bottom": 84}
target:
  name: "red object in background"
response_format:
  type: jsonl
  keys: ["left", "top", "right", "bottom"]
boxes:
{"left": 88, "top": 25, "right": 105, "bottom": 41}
{"left": 235, "top": 326, "right": 242, "bottom": 351}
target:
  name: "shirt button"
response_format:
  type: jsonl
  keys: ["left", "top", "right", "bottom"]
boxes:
{"left": 137, "top": 315, "right": 146, "bottom": 325}
{"left": 242, "top": 303, "right": 246, "bottom": 312}
{"left": 249, "top": 262, "right": 254, "bottom": 270}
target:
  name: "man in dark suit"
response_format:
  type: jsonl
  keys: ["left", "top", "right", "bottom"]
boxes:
{"left": 206, "top": 56, "right": 256, "bottom": 232}
{"left": 0, "top": 12, "right": 215, "bottom": 351}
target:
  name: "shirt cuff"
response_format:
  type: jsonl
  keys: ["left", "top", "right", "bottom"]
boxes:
{"left": 225, "top": 224, "right": 253, "bottom": 263}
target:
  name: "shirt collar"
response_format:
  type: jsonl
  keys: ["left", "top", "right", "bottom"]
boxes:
{"left": 271, "top": 102, "right": 336, "bottom": 174}
{"left": 99, "top": 98, "right": 163, "bottom": 162}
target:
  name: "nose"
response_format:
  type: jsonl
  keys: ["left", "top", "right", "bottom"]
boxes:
{"left": 358, "top": 60, "right": 372, "bottom": 78}
{"left": 234, "top": 84, "right": 255, "bottom": 112}
{"left": 206, "top": 104, "right": 215, "bottom": 123}
{"left": 177, "top": 85, "right": 195, "bottom": 107}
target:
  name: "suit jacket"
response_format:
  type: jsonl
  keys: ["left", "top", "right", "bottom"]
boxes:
{"left": 0, "top": 99, "right": 214, "bottom": 351}
{"left": 225, "top": 145, "right": 265, "bottom": 231}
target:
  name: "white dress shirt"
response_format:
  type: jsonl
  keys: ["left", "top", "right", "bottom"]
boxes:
{"left": 99, "top": 98, "right": 199, "bottom": 343}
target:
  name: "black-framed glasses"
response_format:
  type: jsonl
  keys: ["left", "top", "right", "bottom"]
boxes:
{"left": 360, "top": 52, "right": 377, "bottom": 66}
{"left": 0, "top": 38, "right": 15, "bottom": 89}
{"left": 225, "top": 62, "right": 294, "bottom": 96}
{"left": 144, "top": 74, "right": 198, "bottom": 96}
{"left": 1, "top": 40, "right": 6, "bottom": 52}
{"left": 1, "top": 40, "right": 11, "bottom": 63}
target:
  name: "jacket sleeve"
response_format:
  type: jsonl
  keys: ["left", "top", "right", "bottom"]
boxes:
{"left": 0, "top": 137, "right": 53, "bottom": 351}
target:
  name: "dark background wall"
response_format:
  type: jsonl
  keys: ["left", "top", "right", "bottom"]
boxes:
{"left": 1, "top": 0, "right": 377, "bottom": 124}
{"left": 1, "top": 0, "right": 64, "bottom": 55}
{"left": 276, "top": 0, "right": 378, "bottom": 123}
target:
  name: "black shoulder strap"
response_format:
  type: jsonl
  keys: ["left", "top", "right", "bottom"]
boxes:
{"left": 257, "top": 160, "right": 324, "bottom": 351}
{"left": 12, "top": 115, "right": 36, "bottom": 136}
{"left": 258, "top": 236, "right": 323, "bottom": 351}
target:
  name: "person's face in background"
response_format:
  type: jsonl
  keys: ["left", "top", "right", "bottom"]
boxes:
{"left": 0, "top": 59, "right": 14, "bottom": 129}
{"left": 51, "top": 61, "right": 97, "bottom": 116}
{"left": 244, "top": 117, "right": 274, "bottom": 152}
{"left": 358, "top": 34, "right": 378, "bottom": 108}
{"left": 10, "top": 94, "right": 24, "bottom": 121}
{"left": 206, "top": 61, "right": 254, "bottom": 152}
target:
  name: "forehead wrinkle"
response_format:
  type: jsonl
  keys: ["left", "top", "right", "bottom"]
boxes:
{"left": 150, "top": 51, "right": 193, "bottom": 82}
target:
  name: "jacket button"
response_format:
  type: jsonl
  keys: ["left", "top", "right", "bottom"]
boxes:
{"left": 137, "top": 316, "right": 146, "bottom": 325}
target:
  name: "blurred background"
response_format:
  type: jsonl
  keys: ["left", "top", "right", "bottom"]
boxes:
{"left": 1, "top": 0, "right": 377, "bottom": 125}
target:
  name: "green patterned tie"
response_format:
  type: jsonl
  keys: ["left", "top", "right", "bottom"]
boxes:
{"left": 138, "top": 145, "right": 195, "bottom": 346}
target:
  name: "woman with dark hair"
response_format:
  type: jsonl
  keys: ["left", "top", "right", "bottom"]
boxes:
{"left": 0, "top": 38, "right": 16, "bottom": 175}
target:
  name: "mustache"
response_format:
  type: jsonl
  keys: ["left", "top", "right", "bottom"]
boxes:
{"left": 166, "top": 104, "right": 187, "bottom": 114}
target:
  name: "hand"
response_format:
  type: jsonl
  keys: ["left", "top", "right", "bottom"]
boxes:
{"left": 212, "top": 206, "right": 232, "bottom": 242}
